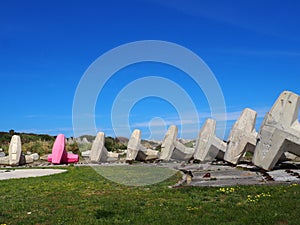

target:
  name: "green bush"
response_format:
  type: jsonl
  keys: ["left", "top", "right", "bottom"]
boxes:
{"left": 104, "top": 137, "right": 127, "bottom": 152}
{"left": 22, "top": 140, "right": 54, "bottom": 155}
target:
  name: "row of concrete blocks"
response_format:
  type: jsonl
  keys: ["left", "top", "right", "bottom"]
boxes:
{"left": 86, "top": 90, "right": 299, "bottom": 171}
{"left": 83, "top": 90, "right": 300, "bottom": 171}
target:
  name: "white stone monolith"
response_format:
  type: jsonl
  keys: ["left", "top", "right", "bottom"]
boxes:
{"left": 8, "top": 135, "right": 22, "bottom": 166}
{"left": 193, "top": 119, "right": 226, "bottom": 162}
{"left": 126, "top": 129, "right": 142, "bottom": 161}
{"left": 253, "top": 91, "right": 300, "bottom": 170}
{"left": 224, "top": 108, "right": 258, "bottom": 165}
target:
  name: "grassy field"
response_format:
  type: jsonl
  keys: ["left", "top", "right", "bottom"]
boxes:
{"left": 0, "top": 166, "right": 300, "bottom": 225}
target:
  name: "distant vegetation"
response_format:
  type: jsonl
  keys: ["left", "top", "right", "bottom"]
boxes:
{"left": 0, "top": 130, "right": 127, "bottom": 156}
{"left": 0, "top": 130, "right": 55, "bottom": 155}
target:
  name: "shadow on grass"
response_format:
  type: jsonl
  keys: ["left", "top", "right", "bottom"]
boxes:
{"left": 95, "top": 208, "right": 115, "bottom": 219}
{"left": 93, "top": 165, "right": 177, "bottom": 186}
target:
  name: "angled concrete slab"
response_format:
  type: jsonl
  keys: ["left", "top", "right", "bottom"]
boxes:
{"left": 90, "top": 132, "right": 107, "bottom": 162}
{"left": 172, "top": 142, "right": 194, "bottom": 161}
{"left": 159, "top": 125, "right": 177, "bottom": 161}
{"left": 126, "top": 130, "right": 159, "bottom": 162}
{"left": 126, "top": 129, "right": 141, "bottom": 161}
{"left": 253, "top": 91, "right": 300, "bottom": 170}
{"left": 193, "top": 119, "right": 226, "bottom": 162}
{"left": 90, "top": 132, "right": 119, "bottom": 162}
{"left": 136, "top": 148, "right": 159, "bottom": 161}
{"left": 224, "top": 108, "right": 258, "bottom": 165}
{"left": 159, "top": 125, "right": 195, "bottom": 162}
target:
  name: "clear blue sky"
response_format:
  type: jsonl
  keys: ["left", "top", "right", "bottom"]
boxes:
{"left": 1, "top": 0, "right": 300, "bottom": 140}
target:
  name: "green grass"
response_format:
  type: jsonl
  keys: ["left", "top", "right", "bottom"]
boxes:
{"left": 0, "top": 166, "right": 300, "bottom": 225}
{"left": 93, "top": 165, "right": 177, "bottom": 186}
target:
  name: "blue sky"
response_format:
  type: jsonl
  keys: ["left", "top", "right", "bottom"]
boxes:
{"left": 1, "top": 0, "right": 300, "bottom": 140}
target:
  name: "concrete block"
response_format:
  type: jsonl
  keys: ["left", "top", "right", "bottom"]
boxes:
{"left": 159, "top": 125, "right": 177, "bottom": 161}
{"left": 90, "top": 132, "right": 119, "bottom": 162}
{"left": 0, "top": 156, "right": 9, "bottom": 165}
{"left": 126, "top": 129, "right": 159, "bottom": 162}
{"left": 30, "top": 153, "right": 40, "bottom": 161}
{"left": 224, "top": 108, "right": 258, "bottom": 165}
{"left": 159, "top": 125, "right": 195, "bottom": 161}
{"left": 8, "top": 135, "right": 22, "bottom": 166}
{"left": 136, "top": 149, "right": 159, "bottom": 161}
{"left": 253, "top": 91, "right": 300, "bottom": 170}
{"left": 81, "top": 150, "right": 91, "bottom": 158}
{"left": 25, "top": 155, "right": 34, "bottom": 164}
{"left": 193, "top": 119, "right": 226, "bottom": 162}
{"left": 126, "top": 129, "right": 141, "bottom": 161}
{"left": 172, "top": 142, "right": 194, "bottom": 161}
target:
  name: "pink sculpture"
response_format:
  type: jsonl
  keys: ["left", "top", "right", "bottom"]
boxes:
{"left": 48, "top": 134, "right": 79, "bottom": 164}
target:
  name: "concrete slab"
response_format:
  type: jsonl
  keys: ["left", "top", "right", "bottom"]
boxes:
{"left": 0, "top": 169, "right": 67, "bottom": 180}
{"left": 172, "top": 142, "right": 194, "bottom": 161}
{"left": 90, "top": 132, "right": 107, "bottom": 162}
{"left": 268, "top": 170, "right": 300, "bottom": 182}
{"left": 193, "top": 119, "right": 227, "bottom": 162}
{"left": 224, "top": 108, "right": 258, "bottom": 165}
{"left": 136, "top": 149, "right": 159, "bottom": 161}
{"left": 253, "top": 91, "right": 300, "bottom": 170}
{"left": 159, "top": 125, "right": 195, "bottom": 162}
{"left": 172, "top": 162, "right": 300, "bottom": 187}
{"left": 159, "top": 125, "right": 177, "bottom": 161}
{"left": 126, "top": 130, "right": 159, "bottom": 162}
{"left": 90, "top": 132, "right": 119, "bottom": 163}
{"left": 126, "top": 129, "right": 141, "bottom": 161}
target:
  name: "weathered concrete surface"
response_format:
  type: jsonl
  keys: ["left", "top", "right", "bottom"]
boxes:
{"left": 0, "top": 169, "right": 67, "bottom": 180}
{"left": 224, "top": 108, "right": 258, "bottom": 165}
{"left": 253, "top": 91, "right": 300, "bottom": 170}
{"left": 126, "top": 129, "right": 141, "bottom": 161}
{"left": 172, "top": 141, "right": 194, "bottom": 161}
{"left": 30, "top": 153, "right": 39, "bottom": 161}
{"left": 159, "top": 125, "right": 195, "bottom": 162}
{"left": 136, "top": 148, "right": 159, "bottom": 161}
{"left": 25, "top": 153, "right": 40, "bottom": 164}
{"left": 190, "top": 168, "right": 263, "bottom": 187}
{"left": 126, "top": 130, "right": 159, "bottom": 162}
{"left": 81, "top": 150, "right": 91, "bottom": 158}
{"left": 25, "top": 155, "right": 34, "bottom": 164}
{"left": 268, "top": 170, "right": 300, "bottom": 182}
{"left": 0, "top": 156, "right": 9, "bottom": 165}
{"left": 284, "top": 152, "right": 300, "bottom": 161}
{"left": 8, "top": 135, "right": 22, "bottom": 166}
{"left": 90, "top": 132, "right": 119, "bottom": 162}
{"left": 172, "top": 162, "right": 300, "bottom": 187}
{"left": 90, "top": 132, "right": 106, "bottom": 162}
{"left": 159, "top": 125, "right": 177, "bottom": 161}
{"left": 193, "top": 119, "right": 227, "bottom": 162}
{"left": 107, "top": 152, "right": 119, "bottom": 161}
